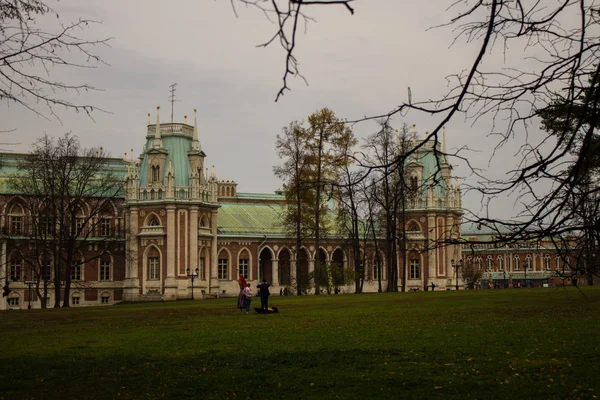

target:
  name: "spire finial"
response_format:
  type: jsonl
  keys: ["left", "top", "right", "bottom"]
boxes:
{"left": 148, "top": 113, "right": 150, "bottom": 124}
{"left": 192, "top": 108, "right": 200, "bottom": 151}
{"left": 154, "top": 106, "right": 162, "bottom": 148}
{"left": 442, "top": 126, "right": 447, "bottom": 154}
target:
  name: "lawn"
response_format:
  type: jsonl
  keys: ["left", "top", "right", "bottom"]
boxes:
{"left": 1, "top": 287, "right": 599, "bottom": 399}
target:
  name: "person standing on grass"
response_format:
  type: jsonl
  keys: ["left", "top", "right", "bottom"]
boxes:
{"left": 237, "top": 284, "right": 246, "bottom": 313}
{"left": 257, "top": 279, "right": 271, "bottom": 310}
{"left": 243, "top": 284, "right": 252, "bottom": 314}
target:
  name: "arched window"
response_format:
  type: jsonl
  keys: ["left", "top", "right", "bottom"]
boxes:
{"left": 525, "top": 255, "right": 532, "bottom": 270}
{"left": 218, "top": 250, "right": 229, "bottom": 280}
{"left": 149, "top": 216, "right": 160, "bottom": 226}
{"left": 148, "top": 247, "right": 160, "bottom": 280}
{"left": 476, "top": 256, "right": 483, "bottom": 270}
{"left": 514, "top": 255, "right": 520, "bottom": 271}
{"left": 151, "top": 165, "right": 160, "bottom": 182}
{"left": 408, "top": 223, "right": 419, "bottom": 232}
{"left": 238, "top": 250, "right": 249, "bottom": 279}
{"left": 8, "top": 204, "right": 24, "bottom": 235}
{"left": 410, "top": 176, "right": 418, "bottom": 191}
{"left": 487, "top": 256, "right": 493, "bottom": 271}
{"left": 100, "top": 292, "right": 111, "bottom": 304}
{"left": 544, "top": 254, "right": 551, "bottom": 270}
{"left": 497, "top": 255, "right": 504, "bottom": 271}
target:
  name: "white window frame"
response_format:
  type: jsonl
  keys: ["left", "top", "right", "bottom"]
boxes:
{"left": 238, "top": 258, "right": 249, "bottom": 280}
{"left": 148, "top": 257, "right": 160, "bottom": 280}
{"left": 409, "top": 259, "right": 420, "bottom": 279}
{"left": 99, "top": 259, "right": 111, "bottom": 281}
{"left": 100, "top": 218, "right": 111, "bottom": 237}
{"left": 218, "top": 258, "right": 229, "bottom": 280}
{"left": 71, "top": 263, "right": 82, "bottom": 281}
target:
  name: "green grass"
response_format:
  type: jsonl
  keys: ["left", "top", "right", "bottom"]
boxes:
{"left": 1, "top": 287, "right": 599, "bottom": 399}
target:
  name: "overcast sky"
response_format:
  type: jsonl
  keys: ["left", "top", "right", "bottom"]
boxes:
{"left": 1, "top": 0, "right": 557, "bottom": 220}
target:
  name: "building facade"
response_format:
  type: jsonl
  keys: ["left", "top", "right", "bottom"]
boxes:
{"left": 0, "top": 111, "right": 571, "bottom": 310}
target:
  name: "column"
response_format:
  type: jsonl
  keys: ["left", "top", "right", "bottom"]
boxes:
{"left": 164, "top": 205, "right": 177, "bottom": 299}
{"left": 290, "top": 257, "right": 297, "bottom": 285}
{"left": 210, "top": 209, "right": 219, "bottom": 295}
{"left": 427, "top": 214, "right": 436, "bottom": 287}
{"left": 123, "top": 207, "right": 140, "bottom": 301}
{"left": 272, "top": 258, "right": 279, "bottom": 288}
{"left": 1, "top": 240, "right": 6, "bottom": 310}
{"left": 190, "top": 206, "right": 199, "bottom": 273}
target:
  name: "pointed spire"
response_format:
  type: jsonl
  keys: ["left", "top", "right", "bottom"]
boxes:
{"left": 147, "top": 113, "right": 150, "bottom": 125}
{"left": 212, "top": 165, "right": 215, "bottom": 177}
{"left": 442, "top": 126, "right": 447, "bottom": 154}
{"left": 154, "top": 106, "right": 162, "bottom": 148}
{"left": 192, "top": 108, "right": 200, "bottom": 151}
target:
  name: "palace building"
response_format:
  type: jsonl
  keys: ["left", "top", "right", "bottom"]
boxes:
{"left": 0, "top": 110, "right": 575, "bottom": 310}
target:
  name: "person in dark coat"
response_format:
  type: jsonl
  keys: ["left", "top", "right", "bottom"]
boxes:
{"left": 257, "top": 279, "right": 271, "bottom": 310}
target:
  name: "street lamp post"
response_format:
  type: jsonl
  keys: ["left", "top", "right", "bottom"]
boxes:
{"left": 451, "top": 259, "right": 463, "bottom": 291}
{"left": 503, "top": 269, "right": 507, "bottom": 289}
{"left": 186, "top": 268, "right": 199, "bottom": 300}
{"left": 24, "top": 280, "right": 35, "bottom": 309}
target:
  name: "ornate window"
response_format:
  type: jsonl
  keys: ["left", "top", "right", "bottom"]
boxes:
{"left": 151, "top": 165, "right": 160, "bottom": 182}
{"left": 514, "top": 255, "right": 520, "bottom": 271}
{"left": 497, "top": 255, "right": 504, "bottom": 271}
{"left": 410, "top": 176, "right": 418, "bottom": 191}
{"left": 8, "top": 296, "right": 19, "bottom": 307}
{"left": 476, "top": 256, "right": 483, "bottom": 270}
{"left": 149, "top": 216, "right": 160, "bottom": 226}
{"left": 525, "top": 255, "right": 532, "bottom": 270}
{"left": 409, "top": 258, "right": 420, "bottom": 279}
{"left": 544, "top": 255, "right": 551, "bottom": 270}
{"left": 487, "top": 256, "right": 493, "bottom": 271}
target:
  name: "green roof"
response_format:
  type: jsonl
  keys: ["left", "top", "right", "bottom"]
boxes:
{"left": 217, "top": 202, "right": 286, "bottom": 237}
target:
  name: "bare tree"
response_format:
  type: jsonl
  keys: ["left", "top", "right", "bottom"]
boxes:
{"left": 1, "top": 0, "right": 110, "bottom": 120}
{"left": 240, "top": 1, "right": 600, "bottom": 282}
{"left": 8, "top": 133, "right": 125, "bottom": 308}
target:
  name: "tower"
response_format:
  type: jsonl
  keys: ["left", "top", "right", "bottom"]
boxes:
{"left": 123, "top": 108, "right": 220, "bottom": 301}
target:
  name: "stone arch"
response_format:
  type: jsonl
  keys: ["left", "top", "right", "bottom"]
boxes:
{"left": 331, "top": 248, "right": 345, "bottom": 290}
{"left": 259, "top": 247, "right": 273, "bottom": 283}
{"left": 278, "top": 247, "right": 292, "bottom": 286}
{"left": 3, "top": 195, "right": 27, "bottom": 214}
{"left": 407, "top": 219, "right": 422, "bottom": 232}
{"left": 198, "top": 246, "right": 209, "bottom": 280}
{"left": 143, "top": 212, "right": 162, "bottom": 226}
{"left": 372, "top": 251, "right": 386, "bottom": 281}
{"left": 296, "top": 247, "right": 310, "bottom": 290}
{"left": 142, "top": 245, "right": 163, "bottom": 292}
{"left": 199, "top": 214, "right": 209, "bottom": 228}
